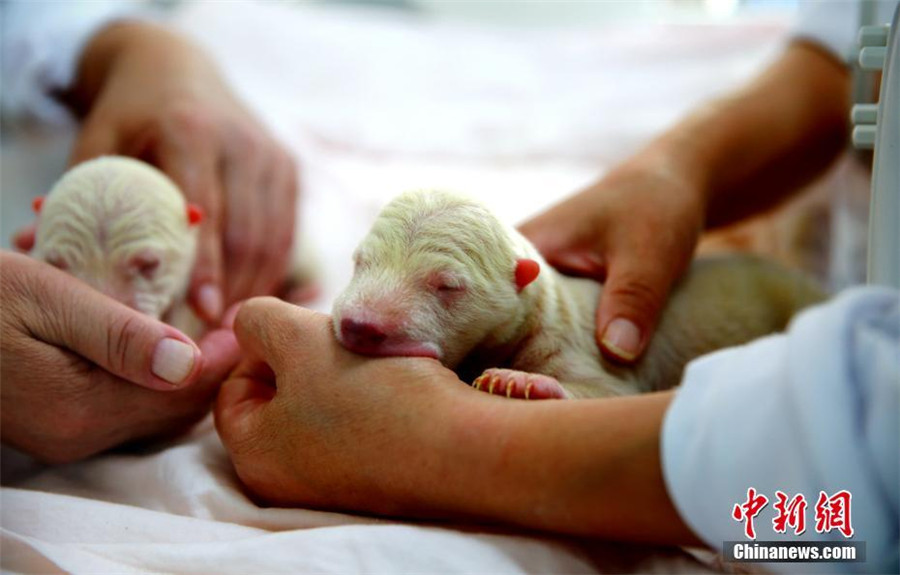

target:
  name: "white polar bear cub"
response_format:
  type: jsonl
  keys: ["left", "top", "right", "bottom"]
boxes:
{"left": 333, "top": 190, "right": 825, "bottom": 399}
{"left": 32, "top": 156, "right": 201, "bottom": 326}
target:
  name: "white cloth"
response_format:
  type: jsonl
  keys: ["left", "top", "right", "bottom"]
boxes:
{"left": 792, "top": 0, "right": 898, "bottom": 63}
{"left": 662, "top": 287, "right": 900, "bottom": 573}
{"left": 1, "top": 419, "right": 715, "bottom": 574}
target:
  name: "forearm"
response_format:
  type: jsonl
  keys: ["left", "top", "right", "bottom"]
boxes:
{"left": 412, "top": 390, "right": 700, "bottom": 546}
{"left": 636, "top": 41, "right": 850, "bottom": 229}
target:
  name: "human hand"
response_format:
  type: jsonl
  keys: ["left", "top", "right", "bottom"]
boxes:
{"left": 215, "top": 298, "right": 695, "bottom": 544}
{"left": 0, "top": 251, "right": 240, "bottom": 463}
{"left": 215, "top": 297, "right": 478, "bottom": 515}
{"left": 62, "top": 21, "right": 299, "bottom": 322}
{"left": 519, "top": 154, "right": 706, "bottom": 363}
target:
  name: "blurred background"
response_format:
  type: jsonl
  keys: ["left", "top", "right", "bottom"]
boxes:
{"left": 3, "top": 0, "right": 867, "bottom": 307}
{"left": 135, "top": 0, "right": 802, "bottom": 25}
{"left": 321, "top": 0, "right": 800, "bottom": 24}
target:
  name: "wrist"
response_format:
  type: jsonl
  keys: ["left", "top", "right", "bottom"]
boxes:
{"left": 375, "top": 387, "right": 504, "bottom": 519}
{"left": 442, "top": 392, "right": 699, "bottom": 544}
{"left": 631, "top": 123, "right": 717, "bottom": 210}
{"left": 600, "top": 138, "right": 711, "bottom": 230}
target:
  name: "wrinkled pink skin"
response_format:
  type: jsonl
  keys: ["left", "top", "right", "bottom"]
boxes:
{"left": 339, "top": 317, "right": 441, "bottom": 360}
{"left": 337, "top": 310, "right": 567, "bottom": 400}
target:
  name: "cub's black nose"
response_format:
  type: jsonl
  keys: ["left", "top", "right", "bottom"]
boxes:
{"left": 340, "top": 318, "right": 388, "bottom": 348}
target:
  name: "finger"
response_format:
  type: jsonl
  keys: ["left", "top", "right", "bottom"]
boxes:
{"left": 214, "top": 368, "right": 276, "bottom": 458}
{"left": 221, "top": 131, "right": 268, "bottom": 302}
{"left": 517, "top": 213, "right": 561, "bottom": 255}
{"left": 12, "top": 224, "right": 36, "bottom": 252}
{"left": 249, "top": 148, "right": 297, "bottom": 298}
{"left": 27, "top": 265, "right": 204, "bottom": 390}
{"left": 541, "top": 249, "right": 608, "bottom": 281}
{"left": 518, "top": 203, "right": 607, "bottom": 279}
{"left": 68, "top": 121, "right": 119, "bottom": 166}
{"left": 595, "top": 255, "right": 677, "bottom": 363}
{"left": 233, "top": 297, "right": 331, "bottom": 373}
{"left": 108, "top": 329, "right": 241, "bottom": 446}
{"left": 154, "top": 127, "right": 226, "bottom": 323}
{"left": 196, "top": 327, "right": 242, "bottom": 383}
{"left": 222, "top": 301, "right": 243, "bottom": 330}
{"left": 518, "top": 197, "right": 583, "bottom": 256}
{"left": 214, "top": 352, "right": 278, "bottom": 450}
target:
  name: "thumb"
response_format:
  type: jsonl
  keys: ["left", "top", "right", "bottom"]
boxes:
{"left": 596, "top": 258, "right": 676, "bottom": 363}
{"left": 232, "top": 297, "right": 331, "bottom": 373}
{"left": 31, "top": 266, "right": 204, "bottom": 391}
{"left": 216, "top": 299, "right": 292, "bottom": 454}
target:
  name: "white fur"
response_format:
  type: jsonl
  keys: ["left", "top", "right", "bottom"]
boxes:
{"left": 33, "top": 156, "right": 197, "bottom": 321}
{"left": 33, "top": 156, "right": 316, "bottom": 338}
{"left": 334, "top": 190, "right": 825, "bottom": 398}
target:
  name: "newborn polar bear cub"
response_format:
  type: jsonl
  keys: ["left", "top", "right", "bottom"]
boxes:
{"left": 333, "top": 190, "right": 824, "bottom": 399}
{"left": 32, "top": 155, "right": 314, "bottom": 337}
{"left": 33, "top": 156, "right": 201, "bottom": 327}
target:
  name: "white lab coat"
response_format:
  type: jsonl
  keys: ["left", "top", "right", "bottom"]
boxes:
{"left": 662, "top": 287, "right": 899, "bottom": 573}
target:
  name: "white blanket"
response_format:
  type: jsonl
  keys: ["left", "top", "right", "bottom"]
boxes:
{"left": 2, "top": 2, "right": 790, "bottom": 572}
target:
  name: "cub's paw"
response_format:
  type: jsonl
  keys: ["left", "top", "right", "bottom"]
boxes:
{"left": 472, "top": 368, "right": 567, "bottom": 400}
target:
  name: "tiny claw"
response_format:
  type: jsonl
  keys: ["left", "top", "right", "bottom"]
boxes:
{"left": 473, "top": 375, "right": 485, "bottom": 391}
{"left": 525, "top": 378, "right": 535, "bottom": 400}
{"left": 506, "top": 381, "right": 514, "bottom": 398}
{"left": 488, "top": 375, "right": 500, "bottom": 395}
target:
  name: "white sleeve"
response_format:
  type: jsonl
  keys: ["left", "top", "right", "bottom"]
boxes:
{"left": 662, "top": 286, "right": 899, "bottom": 573}
{"left": 0, "top": 0, "right": 147, "bottom": 126}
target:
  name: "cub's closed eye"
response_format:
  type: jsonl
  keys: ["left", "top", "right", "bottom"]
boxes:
{"left": 431, "top": 275, "right": 467, "bottom": 294}
{"left": 46, "top": 255, "right": 68, "bottom": 271}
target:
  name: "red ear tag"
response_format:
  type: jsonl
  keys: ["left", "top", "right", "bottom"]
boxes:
{"left": 32, "top": 197, "right": 44, "bottom": 213}
{"left": 187, "top": 203, "right": 204, "bottom": 225}
{"left": 515, "top": 258, "right": 540, "bottom": 293}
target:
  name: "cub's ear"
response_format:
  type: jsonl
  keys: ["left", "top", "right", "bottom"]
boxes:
{"left": 186, "top": 203, "right": 204, "bottom": 226}
{"left": 31, "top": 196, "right": 45, "bottom": 213}
{"left": 515, "top": 258, "right": 540, "bottom": 293}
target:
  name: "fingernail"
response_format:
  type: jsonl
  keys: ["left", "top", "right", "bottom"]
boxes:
{"left": 602, "top": 318, "right": 641, "bottom": 361}
{"left": 198, "top": 284, "right": 223, "bottom": 320}
{"left": 152, "top": 338, "right": 196, "bottom": 385}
